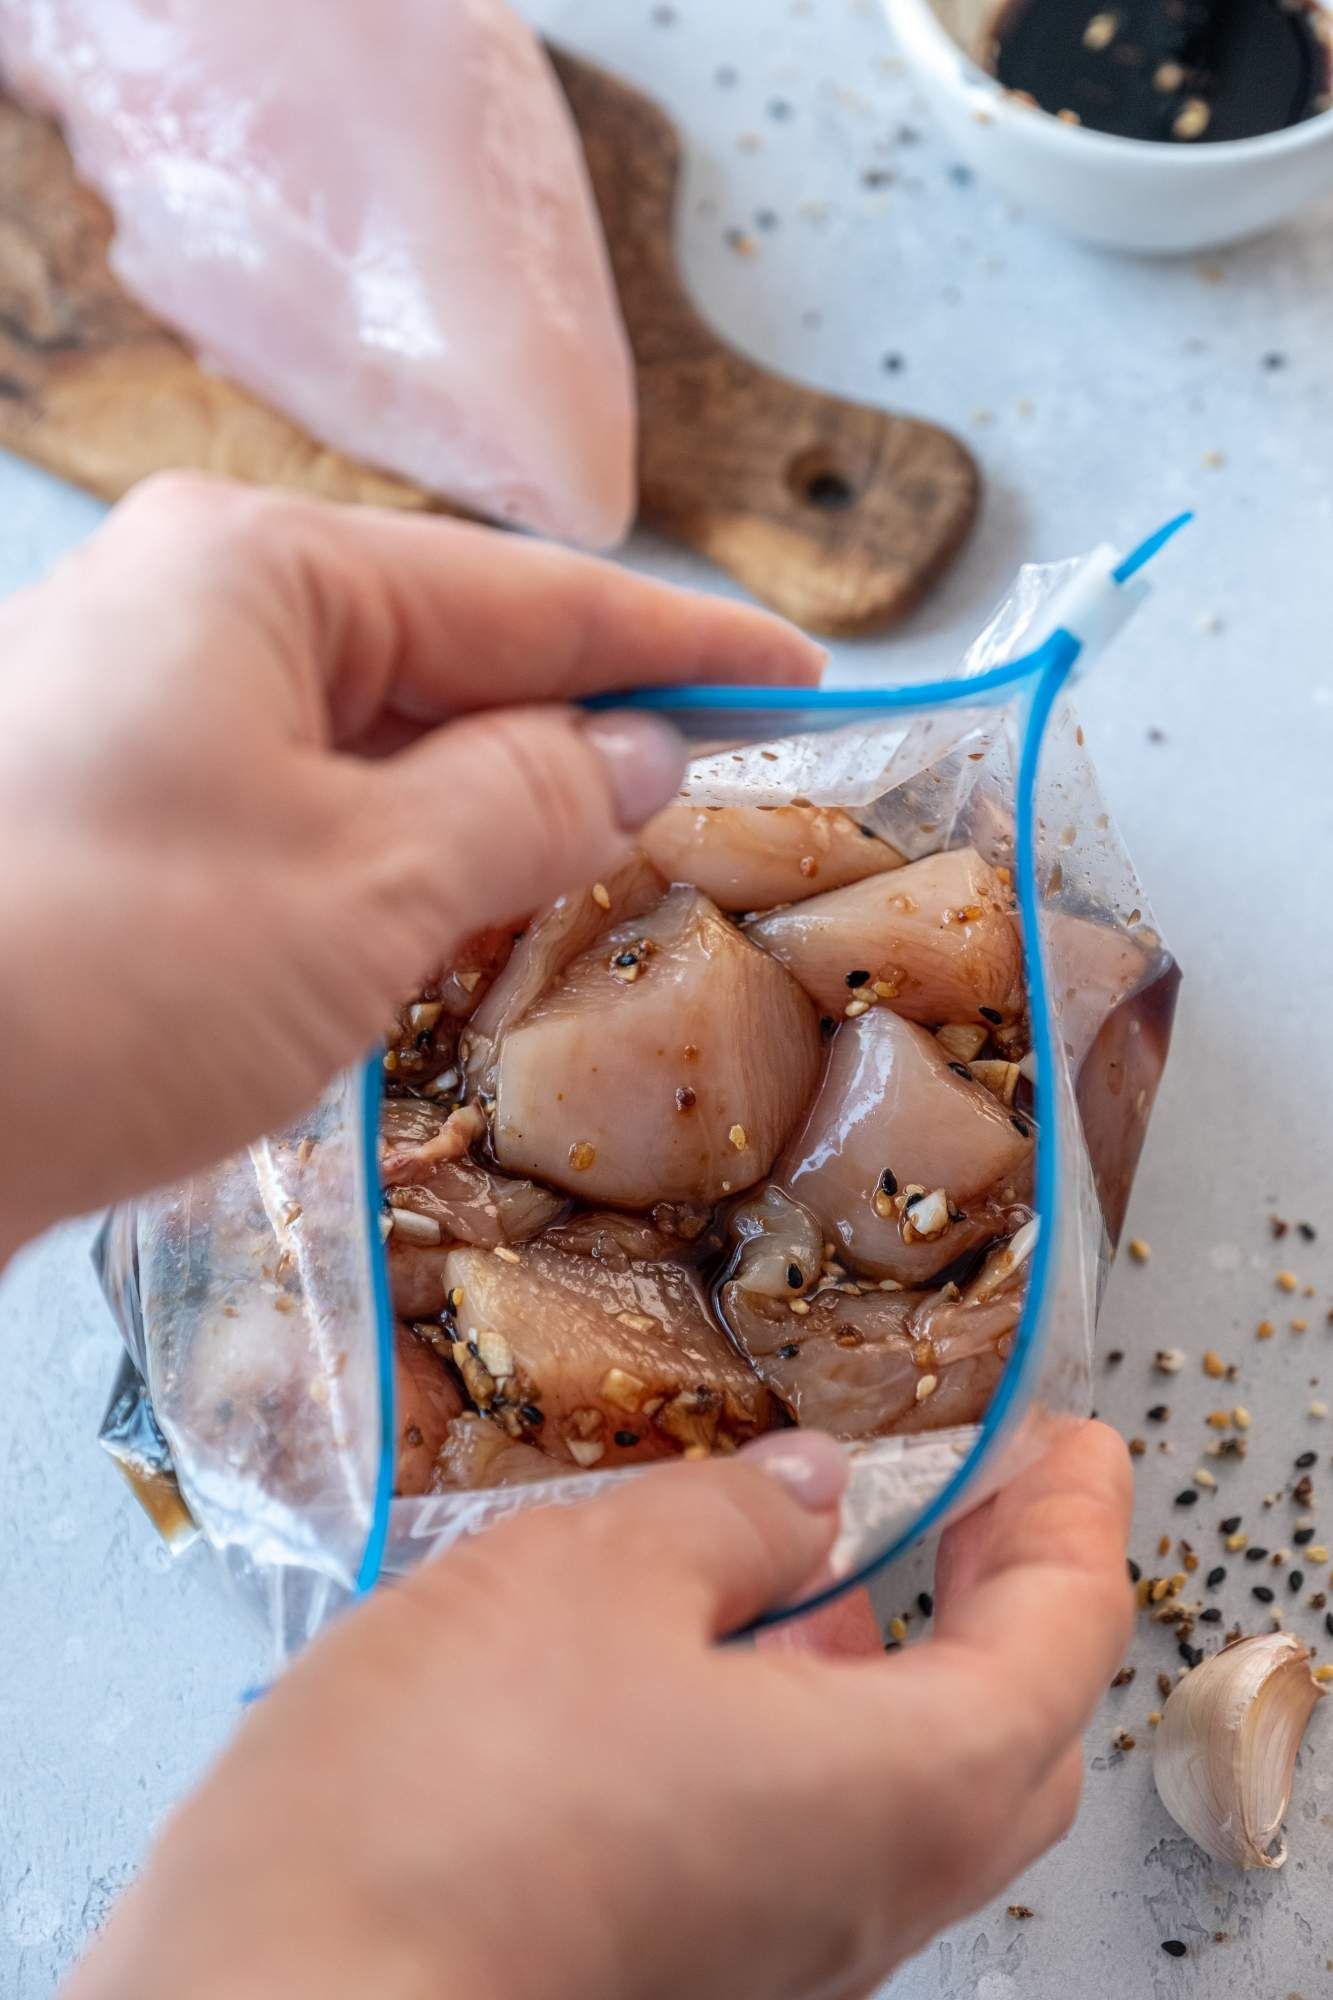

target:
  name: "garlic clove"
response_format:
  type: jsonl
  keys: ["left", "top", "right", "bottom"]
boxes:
{"left": 1153, "top": 1633, "right": 1325, "bottom": 1869}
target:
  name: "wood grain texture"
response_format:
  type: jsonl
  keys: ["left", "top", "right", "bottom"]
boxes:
{"left": 0, "top": 52, "right": 978, "bottom": 633}
{"left": 552, "top": 51, "right": 980, "bottom": 636}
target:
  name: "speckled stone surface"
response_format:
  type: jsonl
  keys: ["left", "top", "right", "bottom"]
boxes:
{"left": 4, "top": 2, "right": 1333, "bottom": 1994}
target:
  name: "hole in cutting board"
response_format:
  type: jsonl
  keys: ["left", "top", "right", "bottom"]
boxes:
{"left": 785, "top": 444, "right": 859, "bottom": 512}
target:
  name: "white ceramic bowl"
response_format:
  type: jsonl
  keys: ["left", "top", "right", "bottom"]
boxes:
{"left": 887, "top": 0, "right": 1333, "bottom": 252}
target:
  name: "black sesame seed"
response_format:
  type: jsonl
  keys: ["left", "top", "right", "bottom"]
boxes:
{"left": 1127, "top": 1557, "right": 1142, "bottom": 1583}
{"left": 767, "top": 96, "right": 793, "bottom": 119}
{"left": 881, "top": 351, "right": 905, "bottom": 372}
{"left": 1011, "top": 1113, "right": 1031, "bottom": 1137}
{"left": 879, "top": 1168, "right": 898, "bottom": 1196}
{"left": 980, "top": 1006, "right": 1003, "bottom": 1024}
{"left": 917, "top": 1591, "right": 934, "bottom": 1617}
{"left": 948, "top": 1061, "right": 974, "bottom": 1080}
{"left": 1252, "top": 1584, "right": 1275, "bottom": 1604}
{"left": 778, "top": 1343, "right": 803, "bottom": 1363}
{"left": 786, "top": 1263, "right": 803, "bottom": 1290}
{"left": 614, "top": 1430, "right": 640, "bottom": 1448}
{"left": 520, "top": 1404, "right": 544, "bottom": 1427}
{"left": 1206, "top": 1565, "right": 1226, "bottom": 1588}
{"left": 1294, "top": 1526, "right": 1316, "bottom": 1545}
{"left": 614, "top": 949, "right": 638, "bottom": 967}
{"left": 1178, "top": 1641, "right": 1202, "bottom": 1667}
{"left": 1198, "top": 1606, "right": 1222, "bottom": 1623}
{"left": 1175, "top": 1489, "right": 1199, "bottom": 1507}
{"left": 1161, "top": 1939, "right": 1187, "bottom": 1958}
{"left": 1147, "top": 1404, "right": 1170, "bottom": 1422}
{"left": 1290, "top": 1570, "right": 1305, "bottom": 1592}
{"left": 845, "top": 969, "right": 871, "bottom": 988}
{"left": 1298, "top": 1221, "right": 1317, "bottom": 1241}
{"left": 1105, "top": 1348, "right": 1124, "bottom": 1365}
{"left": 1295, "top": 1451, "right": 1318, "bottom": 1469}
{"left": 1261, "top": 350, "right": 1287, "bottom": 370}
{"left": 1218, "top": 1515, "right": 1242, "bottom": 1534}
{"left": 1325, "top": 1611, "right": 1333, "bottom": 1638}
{"left": 819, "top": 1015, "right": 836, "bottom": 1037}
{"left": 1245, "top": 1546, "right": 1268, "bottom": 1562}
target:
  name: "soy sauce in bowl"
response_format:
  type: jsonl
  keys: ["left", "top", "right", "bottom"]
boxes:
{"left": 989, "top": 0, "right": 1331, "bottom": 143}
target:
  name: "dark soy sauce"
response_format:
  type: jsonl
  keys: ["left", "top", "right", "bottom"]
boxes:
{"left": 990, "top": 0, "right": 1331, "bottom": 144}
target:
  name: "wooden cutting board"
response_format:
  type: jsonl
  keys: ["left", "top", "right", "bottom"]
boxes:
{"left": 0, "top": 51, "right": 978, "bottom": 637}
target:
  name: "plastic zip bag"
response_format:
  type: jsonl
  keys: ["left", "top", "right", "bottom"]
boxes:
{"left": 95, "top": 529, "right": 1181, "bottom": 1661}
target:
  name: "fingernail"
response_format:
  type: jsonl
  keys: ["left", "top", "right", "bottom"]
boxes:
{"left": 740, "top": 1430, "right": 849, "bottom": 1513}
{"left": 580, "top": 711, "right": 689, "bottom": 828}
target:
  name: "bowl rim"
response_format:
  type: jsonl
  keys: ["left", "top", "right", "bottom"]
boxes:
{"left": 888, "top": 0, "right": 1333, "bottom": 166}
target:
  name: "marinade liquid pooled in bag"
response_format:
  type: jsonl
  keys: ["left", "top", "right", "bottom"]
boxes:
{"left": 96, "top": 536, "right": 1181, "bottom": 1657}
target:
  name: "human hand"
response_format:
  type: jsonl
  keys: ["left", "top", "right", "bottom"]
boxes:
{"left": 0, "top": 475, "right": 822, "bottom": 1257}
{"left": 66, "top": 1419, "right": 1132, "bottom": 2000}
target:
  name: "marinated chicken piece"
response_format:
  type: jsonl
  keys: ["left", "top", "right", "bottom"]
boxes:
{"left": 1, "top": 0, "right": 637, "bottom": 547}
{"left": 1045, "top": 910, "right": 1180, "bottom": 1246}
{"left": 381, "top": 1098, "right": 488, "bottom": 1184}
{"left": 490, "top": 887, "right": 823, "bottom": 1206}
{"left": 892, "top": 1222, "right": 1036, "bottom": 1433}
{"left": 387, "top": 1239, "right": 455, "bottom": 1322}
{"left": 543, "top": 1205, "right": 717, "bottom": 1266}
{"left": 745, "top": 846, "right": 1024, "bottom": 1028}
{"left": 775, "top": 1006, "right": 1034, "bottom": 1283}
{"left": 437, "top": 1414, "right": 571, "bottom": 1490}
{"left": 444, "top": 1243, "right": 775, "bottom": 1467}
{"left": 394, "top": 1324, "right": 465, "bottom": 1495}
{"left": 385, "top": 999, "right": 460, "bottom": 1094}
{"left": 727, "top": 1186, "right": 825, "bottom": 1297}
{"left": 719, "top": 1282, "right": 928, "bottom": 1437}
{"left": 720, "top": 1221, "right": 1036, "bottom": 1438}
{"left": 382, "top": 1099, "right": 565, "bottom": 1248}
{"left": 641, "top": 803, "right": 902, "bottom": 913}
{"left": 465, "top": 853, "right": 665, "bottom": 1093}
{"left": 388, "top": 1166, "right": 565, "bottom": 1250}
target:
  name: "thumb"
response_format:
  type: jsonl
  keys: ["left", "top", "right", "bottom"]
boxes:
{"left": 482, "top": 1431, "right": 851, "bottom": 1643}
{"left": 363, "top": 701, "right": 686, "bottom": 949}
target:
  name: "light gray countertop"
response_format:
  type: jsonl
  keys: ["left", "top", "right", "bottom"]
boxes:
{"left": 4, "top": 2, "right": 1333, "bottom": 1994}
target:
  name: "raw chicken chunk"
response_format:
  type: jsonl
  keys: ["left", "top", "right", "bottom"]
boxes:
{"left": 719, "top": 1282, "right": 928, "bottom": 1437}
{"left": 490, "top": 887, "right": 824, "bottom": 1207}
{"left": 465, "top": 854, "right": 665, "bottom": 1094}
{"left": 0, "top": 0, "right": 636, "bottom": 546}
{"left": 720, "top": 1223, "right": 1035, "bottom": 1438}
{"left": 444, "top": 1243, "right": 775, "bottom": 1467}
{"left": 745, "top": 847, "right": 1024, "bottom": 1028}
{"left": 381, "top": 1100, "right": 565, "bottom": 1249}
{"left": 775, "top": 1006, "right": 1033, "bottom": 1283}
{"left": 394, "top": 1325, "right": 465, "bottom": 1496}
{"left": 437, "top": 1414, "right": 570, "bottom": 1490}
{"left": 641, "top": 804, "right": 902, "bottom": 913}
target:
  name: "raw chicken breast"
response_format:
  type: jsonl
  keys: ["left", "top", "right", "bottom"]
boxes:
{"left": 720, "top": 1222, "right": 1035, "bottom": 1438}
{"left": 382, "top": 1099, "right": 566, "bottom": 1248}
{"left": 438, "top": 1414, "right": 570, "bottom": 1490}
{"left": 465, "top": 854, "right": 665, "bottom": 1094}
{"left": 388, "top": 1166, "right": 566, "bottom": 1252}
{"left": 775, "top": 1006, "right": 1033, "bottom": 1283}
{"left": 641, "top": 804, "right": 902, "bottom": 913}
{"left": 0, "top": 0, "right": 636, "bottom": 546}
{"left": 490, "top": 887, "right": 824, "bottom": 1206}
{"left": 444, "top": 1242, "right": 775, "bottom": 1467}
{"left": 387, "top": 1239, "right": 455, "bottom": 1322}
{"left": 394, "top": 1325, "right": 465, "bottom": 1495}
{"left": 746, "top": 847, "right": 1024, "bottom": 1028}
{"left": 719, "top": 1282, "right": 929, "bottom": 1437}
